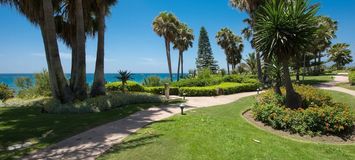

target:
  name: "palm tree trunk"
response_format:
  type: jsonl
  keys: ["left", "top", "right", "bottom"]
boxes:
{"left": 227, "top": 61, "right": 230, "bottom": 75}
{"left": 70, "top": 34, "right": 77, "bottom": 90}
{"left": 177, "top": 51, "right": 181, "bottom": 81}
{"left": 91, "top": 4, "right": 106, "bottom": 97}
{"left": 74, "top": 0, "right": 87, "bottom": 100}
{"left": 164, "top": 38, "right": 173, "bottom": 81}
{"left": 256, "top": 52, "right": 263, "bottom": 83}
{"left": 181, "top": 52, "right": 184, "bottom": 78}
{"left": 39, "top": 24, "right": 55, "bottom": 96}
{"left": 281, "top": 59, "right": 301, "bottom": 109}
{"left": 42, "top": 0, "right": 73, "bottom": 103}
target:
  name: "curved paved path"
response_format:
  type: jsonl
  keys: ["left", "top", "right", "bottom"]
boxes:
{"left": 24, "top": 91, "right": 259, "bottom": 160}
{"left": 315, "top": 75, "right": 355, "bottom": 96}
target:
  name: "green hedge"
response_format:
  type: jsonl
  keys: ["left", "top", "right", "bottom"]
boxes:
{"left": 144, "top": 86, "right": 179, "bottom": 95}
{"left": 253, "top": 85, "right": 354, "bottom": 136}
{"left": 179, "top": 82, "right": 259, "bottom": 96}
{"left": 349, "top": 71, "right": 355, "bottom": 85}
{"left": 106, "top": 81, "right": 145, "bottom": 92}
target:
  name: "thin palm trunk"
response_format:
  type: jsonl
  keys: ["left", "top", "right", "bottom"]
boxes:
{"left": 177, "top": 51, "right": 181, "bottom": 81}
{"left": 91, "top": 4, "right": 106, "bottom": 97}
{"left": 180, "top": 52, "right": 184, "bottom": 78}
{"left": 74, "top": 0, "right": 87, "bottom": 99}
{"left": 256, "top": 52, "right": 263, "bottom": 83}
{"left": 164, "top": 38, "right": 173, "bottom": 81}
{"left": 227, "top": 61, "right": 230, "bottom": 75}
{"left": 282, "top": 60, "right": 301, "bottom": 109}
{"left": 42, "top": 0, "right": 73, "bottom": 103}
{"left": 70, "top": 34, "right": 77, "bottom": 90}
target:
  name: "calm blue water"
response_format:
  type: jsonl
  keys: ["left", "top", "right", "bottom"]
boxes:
{"left": 0, "top": 73, "right": 179, "bottom": 89}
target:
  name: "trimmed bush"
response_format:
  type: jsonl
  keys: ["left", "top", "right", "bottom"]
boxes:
{"left": 179, "top": 86, "right": 217, "bottom": 96}
{"left": 44, "top": 93, "right": 163, "bottom": 113}
{"left": 106, "top": 81, "right": 145, "bottom": 92}
{"left": 179, "top": 82, "right": 259, "bottom": 96}
{"left": 144, "top": 86, "right": 179, "bottom": 95}
{"left": 253, "top": 85, "right": 354, "bottom": 136}
{"left": 0, "top": 83, "right": 14, "bottom": 101}
{"left": 172, "top": 77, "right": 222, "bottom": 87}
{"left": 349, "top": 71, "right": 355, "bottom": 85}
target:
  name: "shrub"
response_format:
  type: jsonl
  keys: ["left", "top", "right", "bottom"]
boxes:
{"left": 349, "top": 71, "right": 355, "bottom": 85}
{"left": 142, "top": 76, "right": 162, "bottom": 87}
{"left": 15, "top": 70, "right": 51, "bottom": 99}
{"left": 0, "top": 83, "right": 14, "bottom": 101}
{"left": 172, "top": 77, "right": 222, "bottom": 87}
{"left": 144, "top": 86, "right": 179, "bottom": 95}
{"left": 44, "top": 93, "right": 163, "bottom": 113}
{"left": 106, "top": 81, "right": 145, "bottom": 92}
{"left": 179, "top": 86, "right": 217, "bottom": 96}
{"left": 179, "top": 82, "right": 258, "bottom": 96}
{"left": 253, "top": 85, "right": 355, "bottom": 136}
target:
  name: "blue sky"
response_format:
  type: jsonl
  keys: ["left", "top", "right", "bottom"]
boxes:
{"left": 0, "top": 0, "right": 354, "bottom": 73}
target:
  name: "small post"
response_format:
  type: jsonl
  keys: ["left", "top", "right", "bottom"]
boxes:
{"left": 257, "top": 88, "right": 260, "bottom": 95}
{"left": 164, "top": 83, "right": 170, "bottom": 99}
{"left": 183, "top": 93, "right": 186, "bottom": 100}
{"left": 180, "top": 103, "right": 185, "bottom": 115}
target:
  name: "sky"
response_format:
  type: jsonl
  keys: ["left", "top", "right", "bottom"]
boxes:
{"left": 0, "top": 0, "right": 354, "bottom": 73}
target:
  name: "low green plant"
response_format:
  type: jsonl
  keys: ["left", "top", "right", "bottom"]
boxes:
{"left": 15, "top": 70, "right": 51, "bottom": 99}
{"left": 0, "top": 83, "right": 14, "bottom": 101}
{"left": 144, "top": 86, "right": 179, "bottom": 95}
{"left": 142, "top": 76, "right": 162, "bottom": 87}
{"left": 253, "top": 85, "right": 354, "bottom": 136}
{"left": 14, "top": 77, "right": 32, "bottom": 90}
{"left": 116, "top": 70, "right": 133, "bottom": 92}
{"left": 349, "top": 71, "right": 355, "bottom": 85}
{"left": 44, "top": 93, "right": 163, "bottom": 113}
{"left": 179, "top": 82, "right": 259, "bottom": 96}
{"left": 106, "top": 81, "right": 145, "bottom": 92}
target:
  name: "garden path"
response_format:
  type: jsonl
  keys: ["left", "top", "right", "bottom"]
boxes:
{"left": 315, "top": 75, "right": 355, "bottom": 96}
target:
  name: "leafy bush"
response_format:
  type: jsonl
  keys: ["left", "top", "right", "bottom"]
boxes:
{"left": 253, "top": 85, "right": 354, "bottom": 136}
{"left": 144, "top": 86, "right": 179, "bottom": 95}
{"left": 172, "top": 77, "right": 222, "bottom": 87}
{"left": 0, "top": 83, "right": 14, "bottom": 101}
{"left": 44, "top": 93, "right": 163, "bottom": 113}
{"left": 349, "top": 71, "right": 355, "bottom": 85}
{"left": 179, "top": 82, "right": 259, "bottom": 96}
{"left": 15, "top": 70, "right": 51, "bottom": 99}
{"left": 143, "top": 76, "right": 162, "bottom": 87}
{"left": 106, "top": 81, "right": 145, "bottom": 92}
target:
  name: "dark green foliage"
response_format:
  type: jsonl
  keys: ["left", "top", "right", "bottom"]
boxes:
{"left": 0, "top": 83, "right": 14, "bottom": 101}
{"left": 14, "top": 77, "right": 32, "bottom": 90}
{"left": 106, "top": 81, "right": 145, "bottom": 92}
{"left": 349, "top": 71, "right": 355, "bottom": 85}
{"left": 172, "top": 77, "right": 222, "bottom": 87}
{"left": 179, "top": 82, "right": 259, "bottom": 96}
{"left": 253, "top": 85, "right": 354, "bottom": 135}
{"left": 117, "top": 70, "right": 133, "bottom": 92}
{"left": 142, "top": 76, "right": 162, "bottom": 87}
{"left": 196, "top": 27, "right": 219, "bottom": 73}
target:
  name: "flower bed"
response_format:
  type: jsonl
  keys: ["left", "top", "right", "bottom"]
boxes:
{"left": 252, "top": 85, "right": 354, "bottom": 136}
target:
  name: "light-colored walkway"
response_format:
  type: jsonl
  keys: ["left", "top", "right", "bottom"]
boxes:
{"left": 24, "top": 91, "right": 258, "bottom": 160}
{"left": 315, "top": 75, "right": 355, "bottom": 96}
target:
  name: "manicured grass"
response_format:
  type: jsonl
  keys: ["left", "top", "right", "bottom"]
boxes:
{"left": 336, "top": 83, "right": 355, "bottom": 91}
{"left": 99, "top": 96, "right": 355, "bottom": 160}
{"left": 292, "top": 74, "right": 334, "bottom": 85}
{"left": 0, "top": 103, "right": 165, "bottom": 159}
{"left": 325, "top": 90, "right": 355, "bottom": 111}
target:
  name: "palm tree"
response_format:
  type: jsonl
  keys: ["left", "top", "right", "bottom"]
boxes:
{"left": 0, "top": 0, "right": 74, "bottom": 103}
{"left": 253, "top": 0, "right": 318, "bottom": 108}
{"left": 328, "top": 43, "right": 353, "bottom": 70}
{"left": 153, "top": 12, "right": 180, "bottom": 81}
{"left": 173, "top": 23, "right": 194, "bottom": 81}
{"left": 245, "top": 52, "right": 257, "bottom": 74}
{"left": 230, "top": 0, "right": 264, "bottom": 82}
{"left": 117, "top": 70, "right": 133, "bottom": 93}
{"left": 91, "top": 0, "right": 118, "bottom": 97}
{"left": 230, "top": 35, "right": 243, "bottom": 70}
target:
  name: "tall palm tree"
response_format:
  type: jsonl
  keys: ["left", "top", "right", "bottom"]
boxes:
{"left": 0, "top": 0, "right": 74, "bottom": 103}
{"left": 253, "top": 0, "right": 318, "bottom": 108}
{"left": 230, "top": 0, "right": 264, "bottom": 82}
{"left": 173, "top": 23, "right": 194, "bottom": 81}
{"left": 245, "top": 52, "right": 257, "bottom": 74}
{"left": 91, "top": 0, "right": 117, "bottom": 97}
{"left": 230, "top": 35, "right": 243, "bottom": 70}
{"left": 328, "top": 43, "right": 353, "bottom": 70}
{"left": 153, "top": 12, "right": 180, "bottom": 81}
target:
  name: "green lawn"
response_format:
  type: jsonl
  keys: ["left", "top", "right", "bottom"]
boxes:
{"left": 99, "top": 94, "right": 355, "bottom": 160}
{"left": 336, "top": 83, "right": 355, "bottom": 91}
{"left": 292, "top": 74, "right": 334, "bottom": 85}
{"left": 0, "top": 103, "right": 164, "bottom": 159}
{"left": 325, "top": 90, "right": 355, "bottom": 111}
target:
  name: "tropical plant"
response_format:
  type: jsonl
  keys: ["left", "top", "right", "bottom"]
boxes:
{"left": 265, "top": 56, "right": 283, "bottom": 95}
{"left": 153, "top": 12, "right": 180, "bottom": 81}
{"left": 216, "top": 28, "right": 243, "bottom": 74}
{"left": 116, "top": 70, "right": 133, "bottom": 93}
{"left": 253, "top": 0, "right": 318, "bottom": 108}
{"left": 196, "top": 27, "right": 219, "bottom": 73}
{"left": 245, "top": 52, "right": 257, "bottom": 74}
{"left": 328, "top": 43, "right": 353, "bottom": 70}
{"left": 91, "top": 0, "right": 118, "bottom": 97}
{"left": 142, "top": 76, "right": 162, "bottom": 87}
{"left": 173, "top": 23, "right": 194, "bottom": 81}
{"left": 0, "top": 0, "right": 74, "bottom": 103}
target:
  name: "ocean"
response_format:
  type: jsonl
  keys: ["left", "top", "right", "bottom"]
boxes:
{"left": 0, "top": 73, "right": 179, "bottom": 89}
